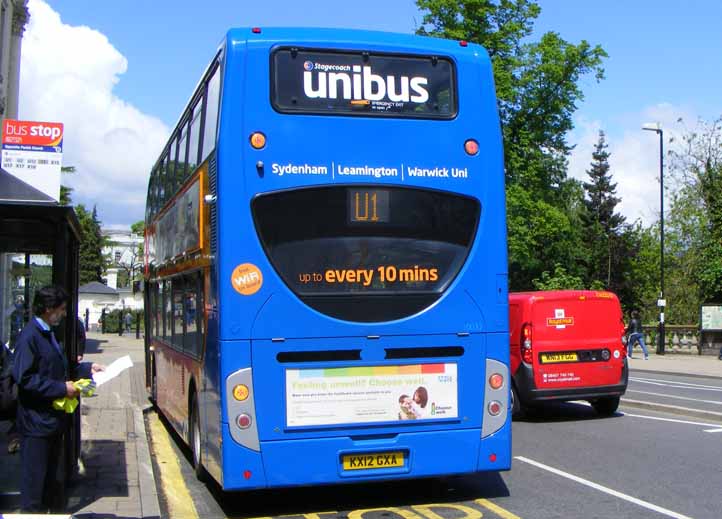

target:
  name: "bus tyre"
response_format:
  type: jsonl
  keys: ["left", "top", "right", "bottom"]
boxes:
{"left": 591, "top": 396, "right": 620, "bottom": 416}
{"left": 511, "top": 384, "right": 523, "bottom": 418}
{"left": 190, "top": 399, "right": 207, "bottom": 482}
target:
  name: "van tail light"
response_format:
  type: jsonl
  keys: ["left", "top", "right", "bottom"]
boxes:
{"left": 521, "top": 323, "right": 533, "bottom": 364}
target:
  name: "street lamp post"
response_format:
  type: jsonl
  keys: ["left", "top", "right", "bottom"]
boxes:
{"left": 642, "top": 123, "right": 665, "bottom": 355}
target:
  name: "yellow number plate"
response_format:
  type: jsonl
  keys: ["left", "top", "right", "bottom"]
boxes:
{"left": 540, "top": 353, "right": 578, "bottom": 363}
{"left": 342, "top": 451, "right": 405, "bottom": 470}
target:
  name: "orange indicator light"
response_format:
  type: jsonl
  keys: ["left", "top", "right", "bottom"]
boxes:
{"left": 489, "top": 373, "right": 504, "bottom": 390}
{"left": 233, "top": 384, "right": 249, "bottom": 401}
{"left": 250, "top": 132, "right": 266, "bottom": 149}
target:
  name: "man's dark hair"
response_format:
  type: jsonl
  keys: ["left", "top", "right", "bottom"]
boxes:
{"left": 631, "top": 310, "right": 640, "bottom": 319}
{"left": 32, "top": 285, "right": 69, "bottom": 316}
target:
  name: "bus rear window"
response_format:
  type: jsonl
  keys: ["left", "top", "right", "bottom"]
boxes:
{"left": 252, "top": 186, "right": 479, "bottom": 322}
{"left": 271, "top": 48, "right": 456, "bottom": 119}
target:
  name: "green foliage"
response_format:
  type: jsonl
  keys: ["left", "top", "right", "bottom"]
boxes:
{"left": 578, "top": 130, "right": 640, "bottom": 305}
{"left": 76, "top": 204, "right": 109, "bottom": 285}
{"left": 506, "top": 184, "right": 584, "bottom": 289}
{"left": 532, "top": 263, "right": 584, "bottom": 290}
{"left": 100, "top": 309, "right": 143, "bottom": 334}
{"left": 130, "top": 220, "right": 145, "bottom": 236}
{"left": 60, "top": 165, "right": 76, "bottom": 205}
{"left": 416, "top": 0, "right": 607, "bottom": 292}
{"left": 668, "top": 117, "right": 722, "bottom": 304}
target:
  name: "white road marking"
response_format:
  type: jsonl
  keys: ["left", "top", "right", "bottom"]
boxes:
{"left": 621, "top": 411, "right": 721, "bottom": 428}
{"left": 703, "top": 428, "right": 722, "bottom": 433}
{"left": 630, "top": 376, "right": 722, "bottom": 392}
{"left": 515, "top": 456, "right": 694, "bottom": 519}
{"left": 627, "top": 389, "right": 722, "bottom": 405}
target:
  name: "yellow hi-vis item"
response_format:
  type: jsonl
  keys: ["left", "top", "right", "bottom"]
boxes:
{"left": 53, "top": 378, "right": 96, "bottom": 414}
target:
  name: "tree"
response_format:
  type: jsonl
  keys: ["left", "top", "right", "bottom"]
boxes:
{"left": 580, "top": 130, "right": 630, "bottom": 292}
{"left": 76, "top": 204, "right": 108, "bottom": 285}
{"left": 60, "top": 166, "right": 76, "bottom": 205}
{"left": 668, "top": 117, "right": 722, "bottom": 306}
{"left": 532, "top": 263, "right": 584, "bottom": 290}
{"left": 416, "top": 0, "right": 607, "bottom": 289}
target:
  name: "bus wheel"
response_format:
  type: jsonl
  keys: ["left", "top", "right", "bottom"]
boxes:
{"left": 591, "top": 396, "right": 620, "bottom": 416}
{"left": 511, "top": 384, "right": 522, "bottom": 418}
{"left": 190, "top": 398, "right": 207, "bottom": 482}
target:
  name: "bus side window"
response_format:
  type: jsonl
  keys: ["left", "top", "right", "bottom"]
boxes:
{"left": 183, "top": 274, "right": 201, "bottom": 358}
{"left": 188, "top": 99, "right": 202, "bottom": 172}
{"left": 159, "top": 153, "right": 169, "bottom": 208}
{"left": 163, "top": 279, "right": 171, "bottom": 343}
{"left": 153, "top": 282, "right": 161, "bottom": 340}
{"left": 172, "top": 278, "right": 185, "bottom": 351}
{"left": 177, "top": 120, "right": 189, "bottom": 185}
{"left": 168, "top": 137, "right": 179, "bottom": 196}
{"left": 202, "top": 65, "right": 220, "bottom": 162}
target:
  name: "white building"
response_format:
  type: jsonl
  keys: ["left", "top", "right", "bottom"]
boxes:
{"left": 78, "top": 281, "right": 143, "bottom": 331}
{"left": 102, "top": 227, "right": 144, "bottom": 290}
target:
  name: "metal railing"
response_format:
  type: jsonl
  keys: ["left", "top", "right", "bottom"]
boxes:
{"left": 638, "top": 325, "right": 719, "bottom": 355}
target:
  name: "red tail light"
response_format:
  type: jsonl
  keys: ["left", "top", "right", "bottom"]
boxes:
{"left": 521, "top": 323, "right": 533, "bottom": 364}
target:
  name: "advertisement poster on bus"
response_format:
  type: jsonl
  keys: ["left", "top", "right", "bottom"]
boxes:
{"left": 1, "top": 119, "right": 64, "bottom": 201}
{"left": 285, "top": 363, "right": 458, "bottom": 427}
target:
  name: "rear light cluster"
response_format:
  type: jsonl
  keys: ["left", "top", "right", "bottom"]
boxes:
{"left": 487, "top": 372, "right": 505, "bottom": 416}
{"left": 521, "top": 323, "right": 533, "bottom": 364}
{"left": 233, "top": 383, "right": 252, "bottom": 429}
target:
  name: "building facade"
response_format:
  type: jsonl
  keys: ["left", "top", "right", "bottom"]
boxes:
{"left": 102, "top": 227, "right": 144, "bottom": 290}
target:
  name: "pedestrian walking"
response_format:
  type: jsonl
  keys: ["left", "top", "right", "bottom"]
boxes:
{"left": 124, "top": 311, "right": 133, "bottom": 333}
{"left": 626, "top": 310, "right": 649, "bottom": 360}
{"left": 76, "top": 316, "right": 86, "bottom": 362}
{"left": 11, "top": 285, "right": 105, "bottom": 513}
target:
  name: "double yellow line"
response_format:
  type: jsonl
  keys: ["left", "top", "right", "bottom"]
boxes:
{"left": 148, "top": 412, "right": 200, "bottom": 519}
{"left": 148, "top": 413, "right": 521, "bottom": 519}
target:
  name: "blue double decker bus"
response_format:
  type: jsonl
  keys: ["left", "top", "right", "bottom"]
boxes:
{"left": 144, "top": 27, "right": 510, "bottom": 491}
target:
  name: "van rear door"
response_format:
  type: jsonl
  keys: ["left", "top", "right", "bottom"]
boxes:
{"left": 531, "top": 295, "right": 623, "bottom": 389}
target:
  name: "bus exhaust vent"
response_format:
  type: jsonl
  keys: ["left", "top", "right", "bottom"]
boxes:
{"left": 385, "top": 346, "right": 464, "bottom": 359}
{"left": 277, "top": 350, "right": 362, "bottom": 363}
{"left": 208, "top": 154, "right": 218, "bottom": 254}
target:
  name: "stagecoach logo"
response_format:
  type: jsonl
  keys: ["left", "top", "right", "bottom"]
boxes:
{"left": 302, "top": 62, "right": 430, "bottom": 104}
{"left": 547, "top": 309, "right": 574, "bottom": 329}
{"left": 231, "top": 263, "right": 263, "bottom": 296}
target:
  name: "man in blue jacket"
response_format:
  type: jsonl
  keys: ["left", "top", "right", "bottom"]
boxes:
{"left": 12, "top": 285, "right": 104, "bottom": 513}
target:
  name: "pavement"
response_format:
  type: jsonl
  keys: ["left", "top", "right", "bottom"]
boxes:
{"left": 3, "top": 333, "right": 721, "bottom": 519}
{"left": 64, "top": 331, "right": 161, "bottom": 519}
{"left": 627, "top": 349, "right": 722, "bottom": 379}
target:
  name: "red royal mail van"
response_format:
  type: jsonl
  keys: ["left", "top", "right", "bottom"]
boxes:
{"left": 509, "top": 290, "right": 627, "bottom": 416}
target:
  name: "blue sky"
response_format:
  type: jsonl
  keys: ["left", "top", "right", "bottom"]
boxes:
{"left": 18, "top": 0, "right": 722, "bottom": 226}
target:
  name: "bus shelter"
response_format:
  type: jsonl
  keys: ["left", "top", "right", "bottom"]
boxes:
{"left": 0, "top": 169, "right": 82, "bottom": 508}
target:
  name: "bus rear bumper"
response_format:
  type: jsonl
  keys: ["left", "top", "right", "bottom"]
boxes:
{"left": 220, "top": 425, "right": 510, "bottom": 490}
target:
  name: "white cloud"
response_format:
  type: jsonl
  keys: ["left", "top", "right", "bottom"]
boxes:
{"left": 567, "top": 104, "right": 693, "bottom": 226}
{"left": 19, "top": 0, "right": 169, "bottom": 225}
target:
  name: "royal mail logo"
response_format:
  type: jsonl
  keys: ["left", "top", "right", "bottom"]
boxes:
{"left": 547, "top": 308, "right": 574, "bottom": 328}
{"left": 2, "top": 119, "right": 64, "bottom": 148}
{"left": 547, "top": 317, "right": 574, "bottom": 326}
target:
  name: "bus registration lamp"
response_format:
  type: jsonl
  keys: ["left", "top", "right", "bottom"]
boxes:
{"left": 642, "top": 122, "right": 665, "bottom": 355}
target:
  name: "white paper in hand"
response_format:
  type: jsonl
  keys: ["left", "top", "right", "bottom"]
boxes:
{"left": 93, "top": 355, "right": 134, "bottom": 387}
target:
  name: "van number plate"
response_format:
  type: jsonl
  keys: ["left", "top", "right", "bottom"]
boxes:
{"left": 342, "top": 451, "right": 405, "bottom": 470}
{"left": 540, "top": 353, "right": 578, "bottom": 363}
